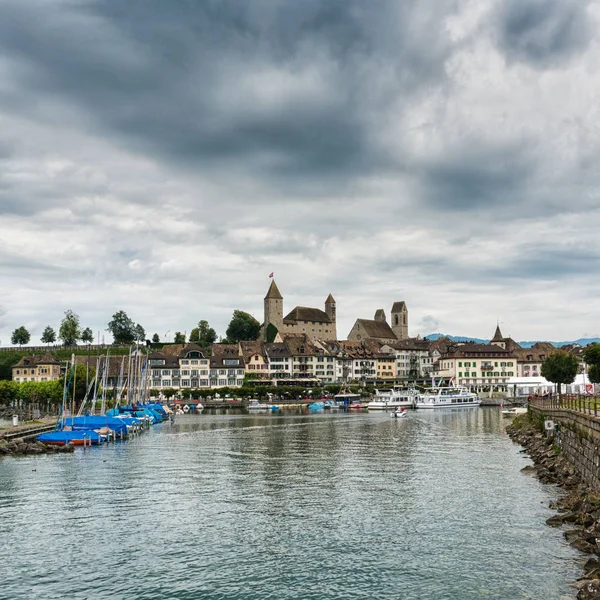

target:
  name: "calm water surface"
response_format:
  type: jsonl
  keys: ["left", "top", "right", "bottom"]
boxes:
{"left": 0, "top": 408, "right": 581, "bottom": 599}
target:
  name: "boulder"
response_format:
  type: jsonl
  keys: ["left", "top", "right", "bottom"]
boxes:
{"left": 578, "top": 579, "right": 600, "bottom": 600}
{"left": 565, "top": 529, "right": 583, "bottom": 543}
{"left": 571, "top": 538, "right": 598, "bottom": 554}
{"left": 584, "top": 559, "right": 600, "bottom": 575}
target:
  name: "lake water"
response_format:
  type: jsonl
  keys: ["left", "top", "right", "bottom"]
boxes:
{"left": 0, "top": 408, "right": 582, "bottom": 600}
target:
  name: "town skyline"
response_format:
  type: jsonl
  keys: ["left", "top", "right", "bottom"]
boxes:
{"left": 0, "top": 276, "right": 597, "bottom": 348}
{"left": 1, "top": 2, "right": 599, "bottom": 345}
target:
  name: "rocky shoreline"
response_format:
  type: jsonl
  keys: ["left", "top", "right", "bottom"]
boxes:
{"left": 0, "top": 438, "right": 74, "bottom": 456}
{"left": 507, "top": 416, "right": 600, "bottom": 600}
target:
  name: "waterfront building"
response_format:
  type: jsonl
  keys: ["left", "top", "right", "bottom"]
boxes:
{"left": 261, "top": 280, "right": 337, "bottom": 342}
{"left": 435, "top": 341, "right": 517, "bottom": 388}
{"left": 265, "top": 342, "right": 293, "bottom": 380}
{"left": 239, "top": 341, "right": 269, "bottom": 379}
{"left": 283, "top": 334, "right": 319, "bottom": 381}
{"left": 340, "top": 341, "right": 377, "bottom": 383}
{"left": 148, "top": 343, "right": 210, "bottom": 389}
{"left": 12, "top": 353, "right": 61, "bottom": 382}
{"left": 210, "top": 344, "right": 246, "bottom": 387}
{"left": 379, "top": 338, "right": 434, "bottom": 380}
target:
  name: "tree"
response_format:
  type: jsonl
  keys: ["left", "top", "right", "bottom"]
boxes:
{"left": 174, "top": 332, "right": 186, "bottom": 344}
{"left": 583, "top": 344, "right": 600, "bottom": 384}
{"left": 225, "top": 310, "right": 261, "bottom": 343}
{"left": 107, "top": 310, "right": 136, "bottom": 344}
{"left": 541, "top": 351, "right": 579, "bottom": 396}
{"left": 59, "top": 310, "right": 81, "bottom": 346}
{"left": 152, "top": 333, "right": 160, "bottom": 343}
{"left": 134, "top": 324, "right": 146, "bottom": 343}
{"left": 41, "top": 326, "right": 56, "bottom": 346}
{"left": 81, "top": 327, "right": 94, "bottom": 344}
{"left": 11, "top": 326, "right": 30, "bottom": 346}
{"left": 589, "top": 365, "right": 600, "bottom": 385}
{"left": 190, "top": 320, "right": 217, "bottom": 346}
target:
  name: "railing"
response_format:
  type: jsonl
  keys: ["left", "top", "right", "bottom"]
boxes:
{"left": 531, "top": 394, "right": 600, "bottom": 417}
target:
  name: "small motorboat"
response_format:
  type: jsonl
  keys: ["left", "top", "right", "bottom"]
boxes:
{"left": 501, "top": 406, "right": 528, "bottom": 417}
{"left": 391, "top": 408, "right": 408, "bottom": 418}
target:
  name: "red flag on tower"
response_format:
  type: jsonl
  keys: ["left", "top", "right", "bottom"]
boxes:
{"left": 269, "top": 272, "right": 274, "bottom": 278}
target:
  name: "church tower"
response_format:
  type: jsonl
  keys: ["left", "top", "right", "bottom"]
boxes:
{"left": 263, "top": 280, "right": 284, "bottom": 338}
{"left": 325, "top": 293, "right": 337, "bottom": 339}
{"left": 391, "top": 301, "right": 408, "bottom": 340}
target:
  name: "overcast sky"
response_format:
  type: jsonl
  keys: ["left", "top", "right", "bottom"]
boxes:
{"left": 1, "top": 0, "right": 599, "bottom": 345}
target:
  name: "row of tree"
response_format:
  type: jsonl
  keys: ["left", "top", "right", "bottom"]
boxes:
{"left": 11, "top": 310, "right": 94, "bottom": 347}
{"left": 9, "top": 309, "right": 262, "bottom": 348}
{"left": 539, "top": 345, "right": 600, "bottom": 393}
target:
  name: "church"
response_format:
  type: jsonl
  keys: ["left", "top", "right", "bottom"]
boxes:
{"left": 261, "top": 280, "right": 337, "bottom": 342}
{"left": 347, "top": 302, "right": 409, "bottom": 343}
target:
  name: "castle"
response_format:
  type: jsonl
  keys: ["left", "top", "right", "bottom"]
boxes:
{"left": 261, "top": 280, "right": 337, "bottom": 341}
{"left": 261, "top": 280, "right": 409, "bottom": 343}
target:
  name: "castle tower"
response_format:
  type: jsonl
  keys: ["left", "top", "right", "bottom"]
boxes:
{"left": 391, "top": 301, "right": 408, "bottom": 340}
{"left": 264, "top": 280, "right": 284, "bottom": 338}
{"left": 325, "top": 293, "right": 337, "bottom": 340}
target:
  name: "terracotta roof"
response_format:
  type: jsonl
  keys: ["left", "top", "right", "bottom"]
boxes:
{"left": 239, "top": 341, "right": 267, "bottom": 360}
{"left": 283, "top": 306, "right": 332, "bottom": 324}
{"left": 283, "top": 334, "right": 317, "bottom": 355}
{"left": 211, "top": 344, "right": 240, "bottom": 357}
{"left": 13, "top": 353, "right": 61, "bottom": 368}
{"left": 340, "top": 341, "right": 376, "bottom": 359}
{"left": 391, "top": 301, "right": 406, "bottom": 313}
{"left": 265, "top": 280, "right": 283, "bottom": 300}
{"left": 354, "top": 318, "right": 397, "bottom": 340}
{"left": 325, "top": 293, "right": 335, "bottom": 303}
{"left": 265, "top": 342, "right": 292, "bottom": 358}
{"left": 74, "top": 354, "right": 136, "bottom": 376}
{"left": 442, "top": 343, "right": 512, "bottom": 359}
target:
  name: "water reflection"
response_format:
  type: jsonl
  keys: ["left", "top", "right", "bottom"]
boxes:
{"left": 0, "top": 408, "right": 581, "bottom": 600}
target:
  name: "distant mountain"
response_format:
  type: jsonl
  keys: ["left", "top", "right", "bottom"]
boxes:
{"left": 423, "top": 333, "right": 600, "bottom": 348}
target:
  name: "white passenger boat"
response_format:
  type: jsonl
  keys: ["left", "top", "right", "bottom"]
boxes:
{"left": 414, "top": 387, "right": 480, "bottom": 409}
{"left": 368, "top": 386, "right": 418, "bottom": 410}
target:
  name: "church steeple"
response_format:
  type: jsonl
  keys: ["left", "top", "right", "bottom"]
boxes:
{"left": 492, "top": 323, "right": 503, "bottom": 342}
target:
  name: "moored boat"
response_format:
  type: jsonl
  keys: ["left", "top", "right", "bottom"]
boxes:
{"left": 368, "top": 386, "right": 418, "bottom": 410}
{"left": 37, "top": 430, "right": 104, "bottom": 446}
{"left": 415, "top": 386, "right": 480, "bottom": 409}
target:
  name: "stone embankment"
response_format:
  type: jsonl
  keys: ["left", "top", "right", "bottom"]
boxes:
{"left": 0, "top": 437, "right": 74, "bottom": 457}
{"left": 507, "top": 416, "right": 600, "bottom": 600}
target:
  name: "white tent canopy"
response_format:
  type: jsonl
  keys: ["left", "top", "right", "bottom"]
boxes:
{"left": 507, "top": 374, "right": 593, "bottom": 395}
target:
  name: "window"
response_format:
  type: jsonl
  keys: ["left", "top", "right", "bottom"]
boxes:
{"left": 182, "top": 370, "right": 190, "bottom": 376}
{"left": 494, "top": 362, "right": 498, "bottom": 367}
{"left": 458, "top": 362, "right": 462, "bottom": 367}
{"left": 191, "top": 360, "right": 198, "bottom": 365}
{"left": 162, "top": 370, "right": 170, "bottom": 376}
{"left": 182, "top": 380, "right": 190, "bottom": 387}
{"left": 223, "top": 359, "right": 239, "bottom": 366}
{"left": 237, "top": 370, "right": 245, "bottom": 375}
{"left": 162, "top": 380, "right": 169, "bottom": 387}
{"left": 218, "top": 379, "right": 226, "bottom": 386}
{"left": 181, "top": 360, "right": 189, "bottom": 365}
{"left": 191, "top": 370, "right": 198, "bottom": 376}
{"left": 458, "top": 372, "right": 462, "bottom": 377}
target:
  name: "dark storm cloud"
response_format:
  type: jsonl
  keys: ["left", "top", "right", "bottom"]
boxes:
{"left": 494, "top": 0, "right": 593, "bottom": 68}
{"left": 419, "top": 141, "right": 536, "bottom": 211}
{"left": 0, "top": 0, "right": 456, "bottom": 185}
